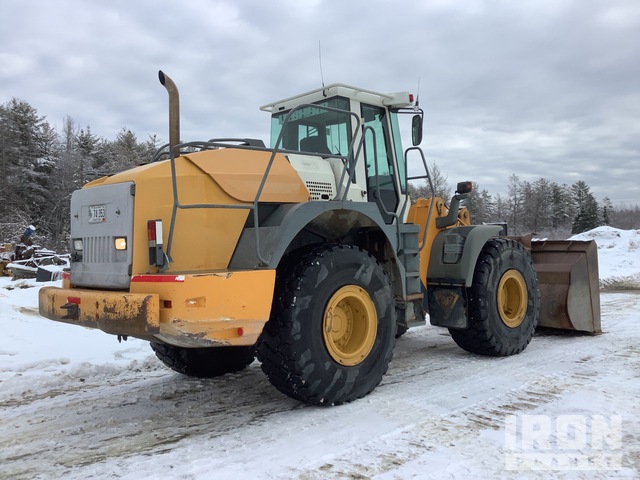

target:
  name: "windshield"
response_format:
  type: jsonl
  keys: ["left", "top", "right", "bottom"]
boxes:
{"left": 270, "top": 97, "right": 351, "bottom": 156}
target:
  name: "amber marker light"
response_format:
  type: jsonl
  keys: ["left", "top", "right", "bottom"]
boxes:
{"left": 114, "top": 237, "right": 127, "bottom": 250}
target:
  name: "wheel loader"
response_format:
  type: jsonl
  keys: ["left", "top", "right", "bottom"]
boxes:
{"left": 38, "top": 72, "right": 601, "bottom": 405}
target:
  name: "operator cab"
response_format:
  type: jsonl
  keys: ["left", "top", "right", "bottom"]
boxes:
{"left": 261, "top": 84, "right": 420, "bottom": 223}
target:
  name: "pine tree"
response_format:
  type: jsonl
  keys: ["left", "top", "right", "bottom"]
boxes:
{"left": 76, "top": 126, "right": 100, "bottom": 185}
{"left": 0, "top": 98, "right": 56, "bottom": 223}
{"left": 462, "top": 183, "right": 494, "bottom": 225}
{"left": 530, "top": 178, "right": 552, "bottom": 232}
{"left": 571, "top": 181, "right": 600, "bottom": 234}
{"left": 601, "top": 197, "right": 613, "bottom": 226}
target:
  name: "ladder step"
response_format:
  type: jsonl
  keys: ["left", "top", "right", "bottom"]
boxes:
{"left": 398, "top": 223, "right": 420, "bottom": 233}
{"left": 407, "top": 318, "right": 426, "bottom": 328}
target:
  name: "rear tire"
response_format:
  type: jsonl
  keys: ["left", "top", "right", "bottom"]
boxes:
{"left": 150, "top": 343, "right": 254, "bottom": 378}
{"left": 449, "top": 238, "right": 539, "bottom": 356}
{"left": 257, "top": 244, "right": 396, "bottom": 405}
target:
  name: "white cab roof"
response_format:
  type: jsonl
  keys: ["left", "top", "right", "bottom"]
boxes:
{"left": 260, "top": 83, "right": 414, "bottom": 113}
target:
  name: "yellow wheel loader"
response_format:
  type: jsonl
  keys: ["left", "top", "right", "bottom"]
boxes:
{"left": 39, "top": 72, "right": 600, "bottom": 405}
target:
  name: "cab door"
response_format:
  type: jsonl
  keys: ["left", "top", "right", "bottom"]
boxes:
{"left": 362, "top": 103, "right": 399, "bottom": 223}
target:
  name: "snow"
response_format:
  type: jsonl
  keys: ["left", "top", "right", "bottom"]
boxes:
{"left": 570, "top": 226, "right": 640, "bottom": 290}
{"left": 1, "top": 227, "right": 639, "bottom": 479}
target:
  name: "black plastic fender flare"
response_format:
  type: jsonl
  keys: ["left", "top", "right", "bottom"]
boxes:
{"left": 427, "top": 224, "right": 504, "bottom": 287}
{"left": 229, "top": 201, "right": 399, "bottom": 270}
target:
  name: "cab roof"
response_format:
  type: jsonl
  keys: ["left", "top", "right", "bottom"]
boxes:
{"left": 260, "top": 83, "right": 414, "bottom": 113}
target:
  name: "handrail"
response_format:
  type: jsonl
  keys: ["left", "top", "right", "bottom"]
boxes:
{"left": 163, "top": 103, "right": 363, "bottom": 268}
{"left": 164, "top": 140, "right": 278, "bottom": 266}
{"left": 404, "top": 146, "right": 435, "bottom": 251}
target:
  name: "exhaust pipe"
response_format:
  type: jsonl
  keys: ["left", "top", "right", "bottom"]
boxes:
{"left": 158, "top": 70, "right": 180, "bottom": 156}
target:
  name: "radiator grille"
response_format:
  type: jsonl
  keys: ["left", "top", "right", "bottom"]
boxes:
{"left": 83, "top": 236, "right": 110, "bottom": 263}
{"left": 306, "top": 181, "right": 334, "bottom": 201}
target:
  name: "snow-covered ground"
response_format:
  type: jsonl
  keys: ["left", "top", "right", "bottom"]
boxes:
{"left": 570, "top": 226, "right": 640, "bottom": 290}
{"left": 1, "top": 227, "right": 639, "bottom": 479}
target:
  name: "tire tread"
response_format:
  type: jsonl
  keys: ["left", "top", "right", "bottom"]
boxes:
{"left": 257, "top": 244, "right": 396, "bottom": 405}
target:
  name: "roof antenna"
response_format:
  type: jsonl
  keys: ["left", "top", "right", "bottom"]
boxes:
{"left": 319, "top": 40, "right": 325, "bottom": 88}
{"left": 414, "top": 77, "right": 421, "bottom": 110}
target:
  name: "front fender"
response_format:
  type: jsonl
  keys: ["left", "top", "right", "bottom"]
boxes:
{"left": 426, "top": 224, "right": 502, "bottom": 329}
{"left": 427, "top": 224, "right": 503, "bottom": 287}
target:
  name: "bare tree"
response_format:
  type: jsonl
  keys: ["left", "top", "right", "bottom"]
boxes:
{"left": 408, "top": 160, "right": 450, "bottom": 201}
{"left": 507, "top": 174, "right": 521, "bottom": 234}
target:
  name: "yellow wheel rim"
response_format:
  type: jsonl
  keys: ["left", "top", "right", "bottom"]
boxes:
{"left": 497, "top": 269, "right": 528, "bottom": 328}
{"left": 323, "top": 285, "right": 377, "bottom": 366}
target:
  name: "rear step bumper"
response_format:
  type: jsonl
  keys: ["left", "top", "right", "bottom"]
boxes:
{"left": 38, "top": 269, "right": 276, "bottom": 347}
{"left": 39, "top": 287, "right": 160, "bottom": 337}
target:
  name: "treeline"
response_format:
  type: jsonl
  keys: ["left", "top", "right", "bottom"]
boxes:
{"left": 410, "top": 165, "right": 640, "bottom": 239}
{"left": 0, "top": 98, "right": 159, "bottom": 250}
{"left": 1, "top": 97, "right": 638, "bottom": 250}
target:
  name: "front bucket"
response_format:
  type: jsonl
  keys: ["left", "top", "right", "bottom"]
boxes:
{"left": 531, "top": 240, "right": 601, "bottom": 333}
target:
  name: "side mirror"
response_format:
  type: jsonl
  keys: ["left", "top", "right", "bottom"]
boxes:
{"left": 411, "top": 115, "right": 423, "bottom": 146}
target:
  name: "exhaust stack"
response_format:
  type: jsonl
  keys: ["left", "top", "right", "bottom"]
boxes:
{"left": 158, "top": 70, "right": 180, "bottom": 156}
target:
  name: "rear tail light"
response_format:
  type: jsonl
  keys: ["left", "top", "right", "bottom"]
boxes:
{"left": 147, "top": 219, "right": 166, "bottom": 268}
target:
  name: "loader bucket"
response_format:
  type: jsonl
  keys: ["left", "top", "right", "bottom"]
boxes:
{"left": 530, "top": 240, "right": 601, "bottom": 333}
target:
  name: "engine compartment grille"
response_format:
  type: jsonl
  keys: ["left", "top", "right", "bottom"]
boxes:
{"left": 83, "top": 236, "right": 111, "bottom": 263}
{"left": 306, "top": 181, "right": 334, "bottom": 201}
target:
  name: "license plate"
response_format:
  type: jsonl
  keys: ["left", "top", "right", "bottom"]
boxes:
{"left": 88, "top": 204, "right": 107, "bottom": 223}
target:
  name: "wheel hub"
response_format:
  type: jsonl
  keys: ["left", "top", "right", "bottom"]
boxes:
{"left": 323, "top": 285, "right": 377, "bottom": 366}
{"left": 497, "top": 269, "right": 528, "bottom": 328}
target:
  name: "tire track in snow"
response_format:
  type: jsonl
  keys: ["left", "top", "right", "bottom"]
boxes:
{"left": 0, "top": 293, "right": 638, "bottom": 479}
{"left": 282, "top": 294, "right": 640, "bottom": 479}
{"left": 0, "top": 362, "right": 304, "bottom": 479}
{"left": 287, "top": 351, "right": 638, "bottom": 479}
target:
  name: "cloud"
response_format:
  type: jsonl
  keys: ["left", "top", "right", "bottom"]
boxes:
{"left": 1, "top": 0, "right": 638, "bottom": 205}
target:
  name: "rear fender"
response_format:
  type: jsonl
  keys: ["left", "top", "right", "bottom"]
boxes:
{"left": 233, "top": 199, "right": 391, "bottom": 251}
{"left": 230, "top": 201, "right": 407, "bottom": 300}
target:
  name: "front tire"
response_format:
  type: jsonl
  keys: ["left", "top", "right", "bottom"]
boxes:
{"left": 449, "top": 238, "right": 539, "bottom": 356}
{"left": 150, "top": 343, "right": 254, "bottom": 377}
{"left": 257, "top": 245, "right": 396, "bottom": 405}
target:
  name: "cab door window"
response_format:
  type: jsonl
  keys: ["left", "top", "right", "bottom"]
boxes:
{"left": 362, "top": 104, "right": 398, "bottom": 222}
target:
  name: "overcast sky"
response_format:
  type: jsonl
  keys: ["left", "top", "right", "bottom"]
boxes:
{"left": 2, "top": 0, "right": 639, "bottom": 205}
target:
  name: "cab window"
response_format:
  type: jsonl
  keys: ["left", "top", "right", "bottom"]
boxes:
{"left": 270, "top": 97, "right": 351, "bottom": 156}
